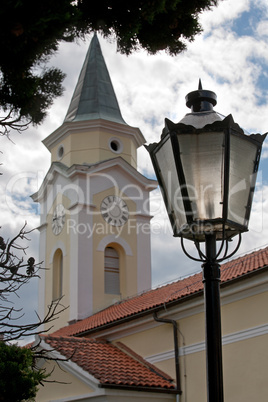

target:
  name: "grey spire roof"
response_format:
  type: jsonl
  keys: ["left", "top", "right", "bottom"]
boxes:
{"left": 64, "top": 34, "right": 126, "bottom": 124}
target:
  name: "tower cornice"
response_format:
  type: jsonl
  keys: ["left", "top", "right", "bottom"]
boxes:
{"left": 32, "top": 157, "right": 157, "bottom": 203}
{"left": 43, "top": 119, "right": 146, "bottom": 152}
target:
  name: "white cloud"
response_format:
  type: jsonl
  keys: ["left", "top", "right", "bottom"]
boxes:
{"left": 199, "top": 0, "right": 250, "bottom": 31}
{"left": 256, "top": 20, "right": 268, "bottom": 37}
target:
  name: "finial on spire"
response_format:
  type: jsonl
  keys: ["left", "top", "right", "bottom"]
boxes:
{"left": 198, "top": 79, "right": 202, "bottom": 90}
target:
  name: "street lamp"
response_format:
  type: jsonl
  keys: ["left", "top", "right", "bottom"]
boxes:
{"left": 146, "top": 81, "right": 266, "bottom": 402}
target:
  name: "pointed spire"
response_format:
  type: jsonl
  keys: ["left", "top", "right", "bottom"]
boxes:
{"left": 198, "top": 78, "right": 202, "bottom": 90}
{"left": 64, "top": 34, "right": 126, "bottom": 124}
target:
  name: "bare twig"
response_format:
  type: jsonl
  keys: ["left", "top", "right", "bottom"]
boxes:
{"left": 0, "top": 225, "right": 67, "bottom": 341}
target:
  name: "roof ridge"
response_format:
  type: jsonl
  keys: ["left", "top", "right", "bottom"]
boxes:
{"left": 44, "top": 334, "right": 106, "bottom": 344}
{"left": 115, "top": 341, "right": 174, "bottom": 382}
{"left": 107, "top": 270, "right": 202, "bottom": 305}
{"left": 222, "top": 246, "right": 268, "bottom": 265}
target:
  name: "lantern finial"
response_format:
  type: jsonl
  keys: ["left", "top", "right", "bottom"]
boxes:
{"left": 186, "top": 83, "right": 217, "bottom": 112}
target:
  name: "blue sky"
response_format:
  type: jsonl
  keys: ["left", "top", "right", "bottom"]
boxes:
{"left": 232, "top": 7, "right": 263, "bottom": 36}
{"left": 1, "top": 0, "right": 268, "bottom": 341}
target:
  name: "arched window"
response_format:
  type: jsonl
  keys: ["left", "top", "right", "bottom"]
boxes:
{"left": 53, "top": 249, "right": 63, "bottom": 300}
{"left": 104, "top": 247, "right": 120, "bottom": 294}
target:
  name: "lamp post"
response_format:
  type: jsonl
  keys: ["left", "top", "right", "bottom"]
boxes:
{"left": 146, "top": 81, "right": 266, "bottom": 402}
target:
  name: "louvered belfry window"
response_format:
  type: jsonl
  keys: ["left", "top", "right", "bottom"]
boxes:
{"left": 104, "top": 247, "right": 120, "bottom": 294}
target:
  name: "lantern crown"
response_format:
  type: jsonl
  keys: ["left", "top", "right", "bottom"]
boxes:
{"left": 185, "top": 79, "right": 217, "bottom": 112}
{"left": 178, "top": 81, "right": 225, "bottom": 129}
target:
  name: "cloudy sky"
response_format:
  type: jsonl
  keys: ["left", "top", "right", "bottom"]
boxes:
{"left": 2, "top": 0, "right": 268, "bottom": 336}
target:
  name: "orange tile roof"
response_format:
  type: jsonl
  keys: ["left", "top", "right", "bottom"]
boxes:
{"left": 52, "top": 246, "right": 268, "bottom": 338}
{"left": 43, "top": 336, "right": 175, "bottom": 390}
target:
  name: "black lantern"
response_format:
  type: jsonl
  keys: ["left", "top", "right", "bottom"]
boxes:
{"left": 146, "top": 81, "right": 266, "bottom": 402}
{"left": 146, "top": 81, "right": 266, "bottom": 242}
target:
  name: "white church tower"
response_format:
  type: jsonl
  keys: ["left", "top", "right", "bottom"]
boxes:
{"left": 32, "top": 35, "right": 157, "bottom": 331}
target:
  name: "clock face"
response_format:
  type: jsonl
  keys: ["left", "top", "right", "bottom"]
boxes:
{"left": 101, "top": 196, "right": 129, "bottom": 227}
{"left": 52, "top": 204, "right": 66, "bottom": 235}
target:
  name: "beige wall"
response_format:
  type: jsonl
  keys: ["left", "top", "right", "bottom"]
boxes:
{"left": 221, "top": 291, "right": 268, "bottom": 333}
{"left": 223, "top": 334, "right": 268, "bottom": 402}
{"left": 36, "top": 361, "right": 94, "bottom": 401}
{"left": 50, "top": 128, "right": 137, "bottom": 168}
{"left": 111, "top": 283, "right": 268, "bottom": 402}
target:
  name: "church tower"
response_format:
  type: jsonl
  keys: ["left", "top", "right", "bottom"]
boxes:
{"left": 32, "top": 35, "right": 157, "bottom": 331}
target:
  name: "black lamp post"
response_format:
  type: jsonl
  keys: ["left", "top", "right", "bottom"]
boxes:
{"left": 146, "top": 81, "right": 266, "bottom": 402}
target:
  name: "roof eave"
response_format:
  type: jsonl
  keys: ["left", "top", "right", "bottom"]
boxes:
{"left": 99, "top": 383, "right": 177, "bottom": 394}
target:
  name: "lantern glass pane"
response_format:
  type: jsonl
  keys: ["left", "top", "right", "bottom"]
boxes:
{"left": 155, "top": 137, "right": 187, "bottom": 231}
{"left": 178, "top": 132, "right": 225, "bottom": 221}
{"left": 228, "top": 134, "right": 258, "bottom": 227}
